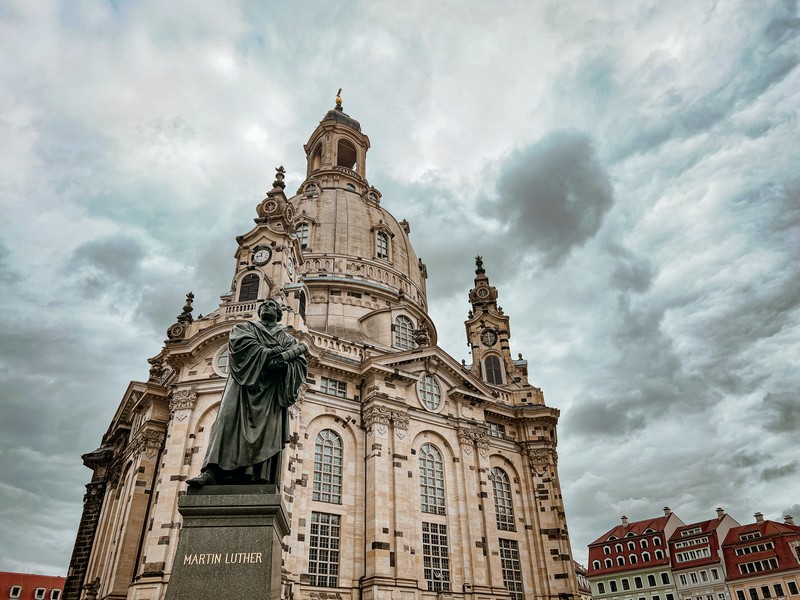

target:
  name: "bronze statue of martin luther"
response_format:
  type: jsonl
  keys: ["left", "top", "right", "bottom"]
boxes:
{"left": 188, "top": 298, "right": 308, "bottom": 487}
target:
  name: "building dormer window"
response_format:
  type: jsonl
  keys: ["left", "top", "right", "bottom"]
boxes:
{"left": 337, "top": 139, "right": 357, "bottom": 169}
{"left": 35, "top": 589, "right": 46, "bottom": 600}
{"left": 51, "top": 591, "right": 62, "bottom": 600}
{"left": 483, "top": 354, "right": 503, "bottom": 385}
{"left": 10, "top": 587, "right": 21, "bottom": 599}
{"left": 593, "top": 560, "right": 601, "bottom": 571}
{"left": 615, "top": 543, "right": 623, "bottom": 552}
{"left": 376, "top": 231, "right": 389, "bottom": 260}
{"left": 238, "top": 273, "right": 259, "bottom": 302}
{"left": 296, "top": 222, "right": 310, "bottom": 249}
{"left": 605, "top": 558, "right": 612, "bottom": 568}
{"left": 604, "top": 546, "right": 611, "bottom": 555}
{"left": 394, "top": 315, "right": 415, "bottom": 349}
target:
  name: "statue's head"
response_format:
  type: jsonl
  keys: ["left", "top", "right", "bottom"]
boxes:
{"left": 258, "top": 298, "right": 283, "bottom": 322}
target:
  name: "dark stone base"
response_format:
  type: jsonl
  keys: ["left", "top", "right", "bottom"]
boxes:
{"left": 165, "top": 484, "right": 289, "bottom": 600}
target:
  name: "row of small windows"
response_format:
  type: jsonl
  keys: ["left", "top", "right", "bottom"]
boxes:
{"left": 596, "top": 573, "right": 671, "bottom": 594}
{"left": 675, "top": 536, "right": 709, "bottom": 548}
{"left": 735, "top": 541, "right": 774, "bottom": 555}
{"left": 738, "top": 557, "right": 778, "bottom": 574}
{"left": 316, "top": 372, "right": 443, "bottom": 412}
{"left": 603, "top": 536, "right": 663, "bottom": 554}
{"left": 8, "top": 589, "right": 60, "bottom": 600}
{"left": 675, "top": 547, "right": 711, "bottom": 562}
{"left": 595, "top": 549, "right": 665, "bottom": 569}
{"left": 678, "top": 568, "right": 721, "bottom": 586}
{"left": 736, "top": 582, "right": 800, "bottom": 600}
{"left": 291, "top": 221, "right": 391, "bottom": 262}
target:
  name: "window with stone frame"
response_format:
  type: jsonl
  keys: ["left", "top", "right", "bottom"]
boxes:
{"left": 238, "top": 273, "right": 260, "bottom": 302}
{"left": 394, "top": 315, "right": 415, "bottom": 349}
{"left": 313, "top": 429, "right": 343, "bottom": 504}
{"left": 499, "top": 538, "right": 524, "bottom": 600}
{"left": 487, "top": 421, "right": 506, "bottom": 439}
{"left": 417, "top": 374, "right": 442, "bottom": 411}
{"left": 419, "top": 443, "right": 445, "bottom": 514}
{"left": 376, "top": 231, "right": 389, "bottom": 260}
{"left": 490, "top": 467, "right": 515, "bottom": 531}
{"left": 484, "top": 354, "right": 503, "bottom": 385}
{"left": 422, "top": 522, "right": 450, "bottom": 592}
{"left": 308, "top": 512, "right": 341, "bottom": 587}
{"left": 320, "top": 377, "right": 347, "bottom": 398}
{"left": 296, "top": 222, "right": 310, "bottom": 248}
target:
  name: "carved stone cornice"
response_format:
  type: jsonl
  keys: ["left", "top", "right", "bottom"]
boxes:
{"left": 519, "top": 441, "right": 558, "bottom": 474}
{"left": 363, "top": 404, "right": 409, "bottom": 438}
{"left": 457, "top": 427, "right": 490, "bottom": 457}
{"left": 169, "top": 387, "right": 197, "bottom": 421}
{"left": 128, "top": 429, "right": 166, "bottom": 460}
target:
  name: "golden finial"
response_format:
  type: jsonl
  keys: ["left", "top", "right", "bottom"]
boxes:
{"left": 335, "top": 88, "right": 343, "bottom": 110}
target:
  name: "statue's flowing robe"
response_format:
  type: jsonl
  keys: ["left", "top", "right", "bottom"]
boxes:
{"left": 203, "top": 321, "right": 307, "bottom": 475}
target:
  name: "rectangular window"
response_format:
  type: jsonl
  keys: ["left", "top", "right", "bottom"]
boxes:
{"left": 662, "top": 573, "right": 670, "bottom": 585}
{"left": 10, "top": 587, "right": 21, "bottom": 600}
{"left": 680, "top": 575, "right": 688, "bottom": 586}
{"left": 774, "top": 585, "right": 785, "bottom": 598}
{"left": 422, "top": 522, "right": 450, "bottom": 592}
{"left": 701, "top": 571, "right": 709, "bottom": 582}
{"left": 487, "top": 421, "right": 507, "bottom": 438}
{"left": 320, "top": 377, "right": 347, "bottom": 398}
{"left": 654, "top": 595, "right": 661, "bottom": 600}
{"left": 691, "top": 573, "right": 699, "bottom": 584}
{"left": 34, "top": 590, "right": 46, "bottom": 600}
{"left": 611, "top": 581, "right": 618, "bottom": 593}
{"left": 598, "top": 583, "right": 606, "bottom": 594}
{"left": 308, "top": 512, "right": 341, "bottom": 587}
{"left": 738, "top": 592, "right": 747, "bottom": 600}
{"left": 623, "top": 579, "right": 631, "bottom": 591}
{"left": 667, "top": 594, "right": 675, "bottom": 600}
{"left": 711, "top": 568, "right": 719, "bottom": 580}
{"left": 750, "top": 589, "right": 759, "bottom": 600}
{"left": 499, "top": 539, "right": 524, "bottom": 600}
{"left": 50, "top": 592, "right": 62, "bottom": 600}
{"left": 649, "top": 575, "right": 657, "bottom": 587}
{"left": 635, "top": 577, "right": 643, "bottom": 589}
{"left": 788, "top": 583, "right": 798, "bottom": 596}
{"left": 762, "top": 587, "right": 772, "bottom": 599}
{"left": 376, "top": 232, "right": 389, "bottom": 259}
{"left": 718, "top": 594, "right": 726, "bottom": 600}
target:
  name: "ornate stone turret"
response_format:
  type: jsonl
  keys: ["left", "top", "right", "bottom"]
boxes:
{"left": 465, "top": 257, "right": 528, "bottom": 387}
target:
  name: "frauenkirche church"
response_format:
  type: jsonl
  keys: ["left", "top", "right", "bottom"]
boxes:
{"left": 64, "top": 97, "right": 579, "bottom": 600}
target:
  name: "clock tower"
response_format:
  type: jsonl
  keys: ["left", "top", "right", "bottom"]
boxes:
{"left": 465, "top": 256, "right": 527, "bottom": 388}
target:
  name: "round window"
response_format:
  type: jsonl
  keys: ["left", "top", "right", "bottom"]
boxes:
{"left": 213, "top": 347, "right": 230, "bottom": 377}
{"left": 417, "top": 374, "right": 442, "bottom": 411}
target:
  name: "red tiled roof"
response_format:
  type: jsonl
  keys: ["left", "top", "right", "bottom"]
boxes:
{"left": 722, "top": 520, "right": 800, "bottom": 546}
{"left": 670, "top": 518, "right": 723, "bottom": 540}
{"left": 590, "top": 515, "right": 671, "bottom": 546}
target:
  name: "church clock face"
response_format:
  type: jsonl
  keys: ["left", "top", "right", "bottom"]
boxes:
{"left": 481, "top": 329, "right": 498, "bottom": 347}
{"left": 252, "top": 247, "right": 272, "bottom": 266}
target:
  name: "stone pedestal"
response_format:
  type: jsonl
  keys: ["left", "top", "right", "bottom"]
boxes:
{"left": 165, "top": 485, "right": 289, "bottom": 600}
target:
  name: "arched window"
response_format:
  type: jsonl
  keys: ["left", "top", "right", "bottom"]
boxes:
{"left": 617, "top": 556, "right": 625, "bottom": 566}
{"left": 337, "top": 139, "right": 357, "bottom": 169}
{"left": 419, "top": 443, "right": 445, "bottom": 514}
{"left": 238, "top": 273, "right": 259, "bottom": 302}
{"left": 610, "top": 581, "right": 618, "bottom": 593}
{"left": 628, "top": 541, "right": 636, "bottom": 550}
{"left": 484, "top": 355, "right": 503, "bottom": 385}
{"left": 394, "top": 315, "right": 415, "bottom": 349}
{"left": 642, "top": 551, "right": 651, "bottom": 562}
{"left": 615, "top": 543, "right": 623, "bottom": 552}
{"left": 417, "top": 375, "right": 442, "bottom": 411}
{"left": 310, "top": 144, "right": 322, "bottom": 171}
{"left": 593, "top": 561, "right": 601, "bottom": 571}
{"left": 654, "top": 536, "right": 662, "bottom": 545}
{"left": 296, "top": 222, "right": 310, "bottom": 249}
{"left": 376, "top": 231, "right": 389, "bottom": 260}
{"left": 217, "top": 348, "right": 229, "bottom": 375}
{"left": 641, "top": 539, "right": 649, "bottom": 548}
{"left": 648, "top": 574, "right": 656, "bottom": 587}
{"left": 604, "top": 546, "right": 611, "bottom": 555}
{"left": 490, "top": 467, "right": 515, "bottom": 531}
{"left": 313, "top": 430, "right": 343, "bottom": 504}
{"left": 597, "top": 582, "right": 605, "bottom": 594}
{"left": 655, "top": 549, "right": 664, "bottom": 560}
{"left": 605, "top": 558, "right": 613, "bottom": 569}
{"left": 629, "top": 554, "right": 638, "bottom": 564}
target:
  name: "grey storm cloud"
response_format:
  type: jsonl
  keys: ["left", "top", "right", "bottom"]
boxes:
{"left": 761, "top": 461, "right": 799, "bottom": 482}
{"left": 493, "top": 130, "right": 614, "bottom": 266}
{"left": 762, "top": 392, "right": 800, "bottom": 433}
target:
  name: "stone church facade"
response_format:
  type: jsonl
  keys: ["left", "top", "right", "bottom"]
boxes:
{"left": 64, "top": 99, "right": 579, "bottom": 600}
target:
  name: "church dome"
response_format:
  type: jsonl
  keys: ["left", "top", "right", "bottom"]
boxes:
{"left": 286, "top": 99, "right": 431, "bottom": 345}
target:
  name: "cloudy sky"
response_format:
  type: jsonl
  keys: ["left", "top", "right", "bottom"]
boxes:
{"left": 1, "top": 0, "right": 798, "bottom": 575}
